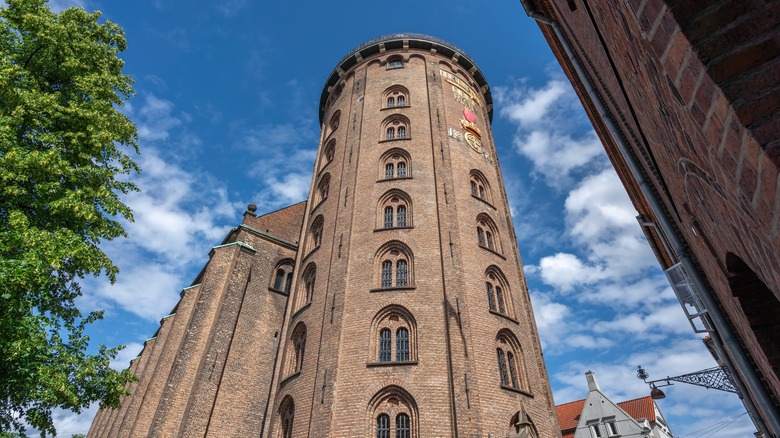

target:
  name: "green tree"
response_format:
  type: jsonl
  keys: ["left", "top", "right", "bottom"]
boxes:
{"left": 0, "top": 0, "right": 138, "bottom": 435}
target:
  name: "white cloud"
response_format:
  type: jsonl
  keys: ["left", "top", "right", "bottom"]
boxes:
{"left": 81, "top": 93, "right": 240, "bottom": 321}
{"left": 215, "top": 0, "right": 247, "bottom": 17}
{"left": 110, "top": 342, "right": 144, "bottom": 370}
{"left": 496, "top": 77, "right": 607, "bottom": 188}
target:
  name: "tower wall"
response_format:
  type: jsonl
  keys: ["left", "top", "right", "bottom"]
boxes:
{"left": 263, "top": 34, "right": 559, "bottom": 438}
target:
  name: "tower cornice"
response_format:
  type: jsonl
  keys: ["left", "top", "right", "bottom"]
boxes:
{"left": 319, "top": 33, "right": 492, "bottom": 124}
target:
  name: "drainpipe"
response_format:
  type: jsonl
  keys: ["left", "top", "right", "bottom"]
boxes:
{"left": 519, "top": 3, "right": 779, "bottom": 436}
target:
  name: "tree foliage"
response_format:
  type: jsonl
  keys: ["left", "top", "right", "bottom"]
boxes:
{"left": 0, "top": 0, "right": 138, "bottom": 435}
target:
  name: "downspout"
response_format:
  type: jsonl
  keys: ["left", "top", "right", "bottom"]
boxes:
{"left": 519, "top": 3, "right": 779, "bottom": 436}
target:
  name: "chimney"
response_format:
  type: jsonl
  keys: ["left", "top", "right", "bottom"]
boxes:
{"left": 586, "top": 371, "right": 600, "bottom": 391}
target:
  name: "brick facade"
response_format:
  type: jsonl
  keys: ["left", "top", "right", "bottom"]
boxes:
{"left": 87, "top": 34, "right": 559, "bottom": 437}
{"left": 521, "top": 0, "right": 779, "bottom": 434}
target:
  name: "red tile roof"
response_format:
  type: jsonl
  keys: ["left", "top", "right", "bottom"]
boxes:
{"left": 617, "top": 396, "right": 656, "bottom": 423}
{"left": 556, "top": 399, "right": 585, "bottom": 434}
{"left": 556, "top": 395, "right": 656, "bottom": 436}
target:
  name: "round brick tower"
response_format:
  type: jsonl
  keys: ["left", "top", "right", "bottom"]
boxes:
{"left": 264, "top": 34, "right": 559, "bottom": 437}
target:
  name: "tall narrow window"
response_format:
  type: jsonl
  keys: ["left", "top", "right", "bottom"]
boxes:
{"left": 397, "top": 95, "right": 406, "bottom": 106}
{"left": 384, "top": 207, "right": 394, "bottom": 228}
{"left": 507, "top": 352, "right": 519, "bottom": 388}
{"left": 486, "top": 282, "right": 496, "bottom": 311}
{"left": 396, "top": 328, "right": 409, "bottom": 361}
{"left": 377, "top": 414, "right": 390, "bottom": 438}
{"left": 385, "top": 163, "right": 394, "bottom": 179}
{"left": 496, "top": 286, "right": 505, "bottom": 314}
{"left": 305, "top": 276, "right": 315, "bottom": 302}
{"left": 397, "top": 126, "right": 406, "bottom": 138}
{"left": 486, "top": 232, "right": 494, "bottom": 250}
{"left": 274, "top": 269, "right": 285, "bottom": 290}
{"left": 285, "top": 272, "right": 293, "bottom": 294}
{"left": 379, "top": 329, "right": 392, "bottom": 362}
{"left": 279, "top": 398, "right": 294, "bottom": 438}
{"left": 396, "top": 413, "right": 410, "bottom": 438}
{"left": 381, "top": 261, "right": 393, "bottom": 288}
{"left": 397, "top": 162, "right": 406, "bottom": 177}
{"left": 386, "top": 127, "right": 395, "bottom": 140}
{"left": 397, "top": 206, "right": 407, "bottom": 227}
{"left": 471, "top": 181, "right": 478, "bottom": 196}
{"left": 497, "top": 348, "right": 509, "bottom": 386}
{"left": 387, "top": 97, "right": 395, "bottom": 108}
{"left": 477, "top": 227, "right": 485, "bottom": 246}
{"left": 396, "top": 260, "right": 408, "bottom": 287}
{"left": 479, "top": 186, "right": 485, "bottom": 199}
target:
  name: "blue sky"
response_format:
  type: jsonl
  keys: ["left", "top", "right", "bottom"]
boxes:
{"left": 33, "top": 0, "right": 754, "bottom": 436}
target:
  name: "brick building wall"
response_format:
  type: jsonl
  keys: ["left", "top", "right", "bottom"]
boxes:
{"left": 88, "top": 34, "right": 559, "bottom": 437}
{"left": 520, "top": 0, "right": 779, "bottom": 434}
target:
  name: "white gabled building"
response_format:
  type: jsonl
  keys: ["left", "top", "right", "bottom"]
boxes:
{"left": 556, "top": 372, "right": 673, "bottom": 438}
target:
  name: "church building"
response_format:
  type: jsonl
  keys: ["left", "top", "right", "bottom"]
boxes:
{"left": 87, "top": 33, "right": 560, "bottom": 437}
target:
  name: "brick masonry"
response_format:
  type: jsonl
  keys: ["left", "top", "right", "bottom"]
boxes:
{"left": 528, "top": 0, "right": 780, "bottom": 433}
{"left": 87, "top": 35, "right": 559, "bottom": 437}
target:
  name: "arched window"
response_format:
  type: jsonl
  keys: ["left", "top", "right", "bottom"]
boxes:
{"left": 486, "top": 282, "right": 496, "bottom": 312}
{"left": 377, "top": 190, "right": 412, "bottom": 230}
{"left": 485, "top": 266, "right": 512, "bottom": 317}
{"left": 375, "top": 241, "right": 414, "bottom": 289}
{"left": 291, "top": 323, "right": 307, "bottom": 374}
{"left": 397, "top": 161, "right": 407, "bottom": 177}
{"left": 319, "top": 140, "right": 336, "bottom": 174}
{"left": 477, "top": 214, "right": 502, "bottom": 254}
{"left": 469, "top": 170, "right": 492, "bottom": 204}
{"left": 387, "top": 57, "right": 404, "bottom": 69}
{"left": 379, "top": 148, "right": 412, "bottom": 180}
{"left": 274, "top": 269, "right": 285, "bottom": 290}
{"left": 384, "top": 207, "right": 394, "bottom": 229}
{"left": 309, "top": 215, "right": 324, "bottom": 250}
{"left": 396, "top": 260, "right": 408, "bottom": 287}
{"left": 381, "top": 261, "right": 393, "bottom": 288}
{"left": 277, "top": 396, "right": 294, "bottom": 438}
{"left": 397, "top": 205, "right": 407, "bottom": 227}
{"left": 377, "top": 414, "right": 390, "bottom": 438}
{"left": 381, "top": 115, "right": 410, "bottom": 142}
{"left": 371, "top": 306, "right": 416, "bottom": 364}
{"left": 379, "top": 329, "right": 392, "bottom": 362}
{"left": 383, "top": 85, "right": 409, "bottom": 107}
{"left": 271, "top": 260, "right": 294, "bottom": 294}
{"left": 368, "top": 386, "right": 418, "bottom": 438}
{"left": 396, "top": 328, "right": 409, "bottom": 361}
{"left": 496, "top": 330, "right": 527, "bottom": 392}
{"left": 295, "top": 263, "right": 316, "bottom": 311}
{"left": 329, "top": 110, "right": 340, "bottom": 132}
{"left": 314, "top": 173, "right": 330, "bottom": 207}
